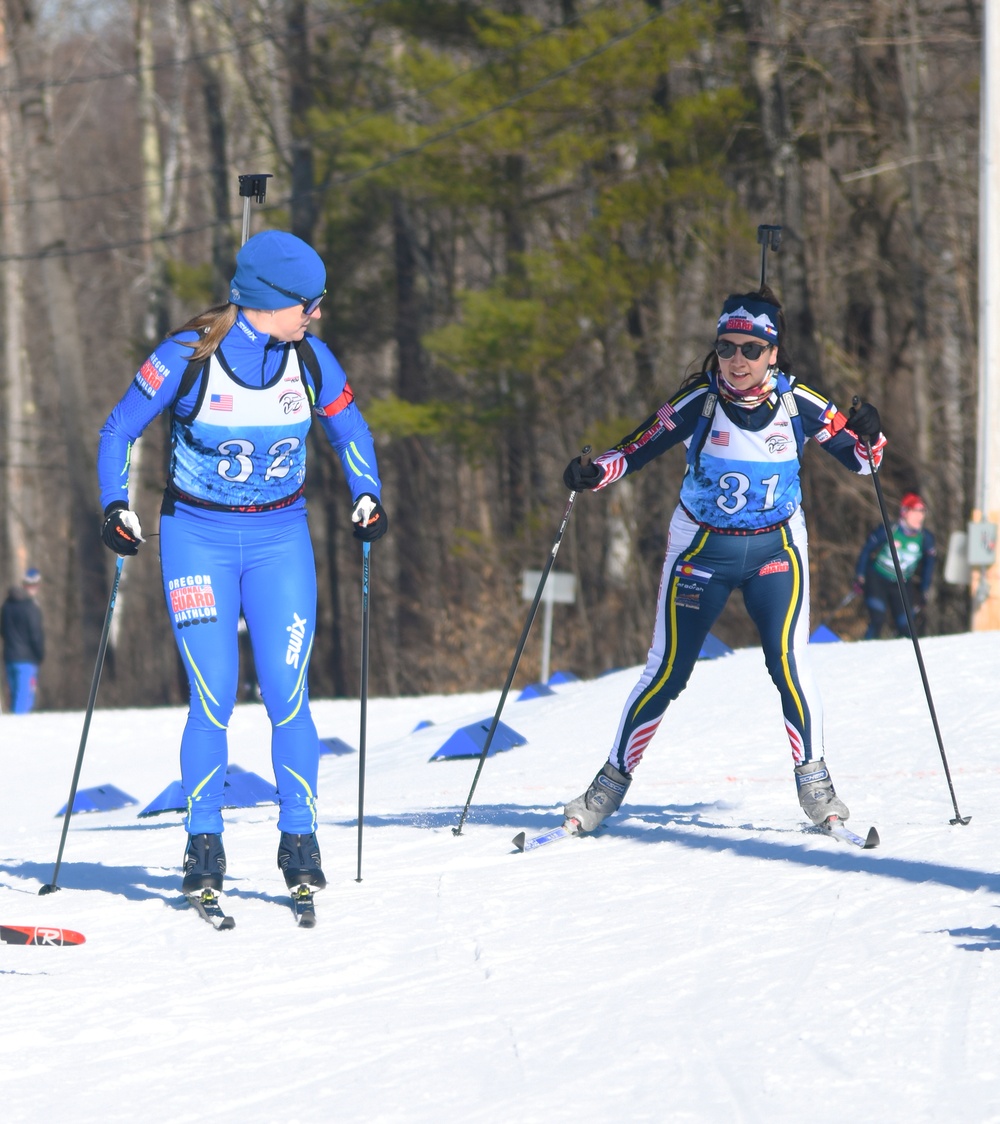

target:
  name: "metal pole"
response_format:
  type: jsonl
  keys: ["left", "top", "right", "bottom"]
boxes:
{"left": 453, "top": 447, "right": 591, "bottom": 836}
{"left": 860, "top": 430, "right": 970, "bottom": 825}
{"left": 974, "top": 6, "right": 1000, "bottom": 628}
{"left": 756, "top": 224, "right": 782, "bottom": 288}
{"left": 39, "top": 556, "right": 126, "bottom": 894}
{"left": 356, "top": 541, "right": 371, "bottom": 882}
{"left": 238, "top": 173, "right": 271, "bottom": 246}
{"left": 540, "top": 594, "right": 554, "bottom": 686}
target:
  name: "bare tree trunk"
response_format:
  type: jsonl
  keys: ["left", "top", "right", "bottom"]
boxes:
{"left": 287, "top": 0, "right": 317, "bottom": 241}
{"left": 135, "top": 0, "right": 172, "bottom": 348}
{"left": 7, "top": 0, "right": 109, "bottom": 669}
{"left": 0, "top": 9, "right": 29, "bottom": 587}
{"left": 744, "top": 0, "right": 822, "bottom": 380}
{"left": 897, "top": 0, "right": 931, "bottom": 474}
{"left": 184, "top": 0, "right": 235, "bottom": 293}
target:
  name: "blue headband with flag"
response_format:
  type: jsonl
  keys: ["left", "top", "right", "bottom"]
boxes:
{"left": 716, "top": 297, "right": 780, "bottom": 344}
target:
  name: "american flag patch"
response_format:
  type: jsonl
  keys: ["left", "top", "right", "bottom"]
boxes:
{"left": 656, "top": 402, "right": 677, "bottom": 430}
{"left": 710, "top": 429, "right": 730, "bottom": 445}
{"left": 210, "top": 393, "right": 234, "bottom": 412}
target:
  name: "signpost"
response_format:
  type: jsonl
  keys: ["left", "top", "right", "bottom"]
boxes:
{"left": 520, "top": 570, "right": 576, "bottom": 685}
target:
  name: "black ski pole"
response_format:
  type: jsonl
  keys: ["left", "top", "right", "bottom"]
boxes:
{"left": 757, "top": 223, "right": 782, "bottom": 288}
{"left": 39, "top": 555, "right": 126, "bottom": 895}
{"left": 856, "top": 405, "right": 970, "bottom": 825}
{"left": 238, "top": 173, "right": 271, "bottom": 245}
{"left": 356, "top": 540, "right": 371, "bottom": 882}
{"left": 453, "top": 446, "right": 591, "bottom": 836}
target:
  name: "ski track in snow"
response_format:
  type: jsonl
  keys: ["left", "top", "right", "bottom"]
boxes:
{"left": 2, "top": 633, "right": 1000, "bottom": 1121}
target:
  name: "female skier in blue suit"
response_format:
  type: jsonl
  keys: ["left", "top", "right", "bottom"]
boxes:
{"left": 98, "top": 230, "right": 387, "bottom": 897}
{"left": 562, "top": 285, "right": 885, "bottom": 835}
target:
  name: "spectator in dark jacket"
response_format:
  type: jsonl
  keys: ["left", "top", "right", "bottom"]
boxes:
{"left": 1, "top": 568, "right": 45, "bottom": 712}
{"left": 854, "top": 494, "right": 936, "bottom": 639}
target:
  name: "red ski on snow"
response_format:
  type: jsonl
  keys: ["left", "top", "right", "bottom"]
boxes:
{"left": 1, "top": 925, "right": 86, "bottom": 946}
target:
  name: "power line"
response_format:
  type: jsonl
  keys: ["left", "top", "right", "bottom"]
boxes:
{"left": 0, "top": 5, "right": 667, "bottom": 263}
{"left": 0, "top": 0, "right": 618, "bottom": 212}
{"left": 0, "top": 0, "right": 398, "bottom": 98}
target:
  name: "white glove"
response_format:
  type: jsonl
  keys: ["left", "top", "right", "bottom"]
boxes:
{"left": 352, "top": 495, "right": 378, "bottom": 527}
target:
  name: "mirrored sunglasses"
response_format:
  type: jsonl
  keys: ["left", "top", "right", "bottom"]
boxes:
{"left": 716, "top": 339, "right": 774, "bottom": 361}
{"left": 256, "top": 275, "right": 326, "bottom": 315}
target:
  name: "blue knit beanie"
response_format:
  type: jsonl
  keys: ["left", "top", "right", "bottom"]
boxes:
{"left": 229, "top": 230, "right": 326, "bottom": 310}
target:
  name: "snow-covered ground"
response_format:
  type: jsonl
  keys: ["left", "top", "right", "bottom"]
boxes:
{"left": 2, "top": 630, "right": 1000, "bottom": 1123}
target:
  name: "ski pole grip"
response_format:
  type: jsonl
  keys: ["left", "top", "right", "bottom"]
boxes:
{"left": 580, "top": 444, "right": 592, "bottom": 466}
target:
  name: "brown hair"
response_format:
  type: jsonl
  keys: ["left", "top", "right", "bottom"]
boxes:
{"left": 172, "top": 303, "right": 239, "bottom": 362}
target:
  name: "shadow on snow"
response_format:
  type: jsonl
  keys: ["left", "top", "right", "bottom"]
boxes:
{"left": 356, "top": 802, "right": 1000, "bottom": 903}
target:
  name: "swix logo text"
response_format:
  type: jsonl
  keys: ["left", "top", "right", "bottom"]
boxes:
{"left": 286, "top": 613, "right": 308, "bottom": 667}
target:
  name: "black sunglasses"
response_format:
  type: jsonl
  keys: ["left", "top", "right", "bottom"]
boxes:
{"left": 716, "top": 339, "right": 774, "bottom": 361}
{"left": 256, "top": 276, "right": 326, "bottom": 315}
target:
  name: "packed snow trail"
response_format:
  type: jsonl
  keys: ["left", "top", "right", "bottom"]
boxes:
{"left": 2, "top": 633, "right": 999, "bottom": 1122}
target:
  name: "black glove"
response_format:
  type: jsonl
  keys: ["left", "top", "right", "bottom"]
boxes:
{"left": 847, "top": 402, "right": 882, "bottom": 443}
{"left": 563, "top": 457, "right": 603, "bottom": 491}
{"left": 351, "top": 493, "right": 388, "bottom": 542}
{"left": 101, "top": 501, "right": 143, "bottom": 556}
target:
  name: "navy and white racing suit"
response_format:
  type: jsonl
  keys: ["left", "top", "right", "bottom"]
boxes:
{"left": 98, "top": 311, "right": 381, "bottom": 835}
{"left": 590, "top": 371, "right": 880, "bottom": 775}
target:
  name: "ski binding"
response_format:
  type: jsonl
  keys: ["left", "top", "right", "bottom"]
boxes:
{"left": 290, "top": 885, "right": 317, "bottom": 928}
{"left": 819, "top": 816, "right": 879, "bottom": 849}
{"left": 186, "top": 889, "right": 235, "bottom": 930}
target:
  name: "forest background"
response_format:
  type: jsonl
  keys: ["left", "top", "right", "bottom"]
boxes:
{"left": 0, "top": 0, "right": 981, "bottom": 709}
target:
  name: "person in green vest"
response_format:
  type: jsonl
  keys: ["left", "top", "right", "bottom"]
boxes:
{"left": 854, "top": 493, "right": 936, "bottom": 639}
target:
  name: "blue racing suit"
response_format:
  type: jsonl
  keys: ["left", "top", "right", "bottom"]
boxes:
{"left": 98, "top": 312, "right": 381, "bottom": 834}
{"left": 590, "top": 371, "right": 878, "bottom": 774}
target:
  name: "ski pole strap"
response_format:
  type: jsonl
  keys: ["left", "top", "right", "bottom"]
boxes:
{"left": 685, "top": 373, "right": 804, "bottom": 468}
{"left": 776, "top": 373, "right": 805, "bottom": 458}
{"left": 685, "top": 379, "right": 718, "bottom": 468}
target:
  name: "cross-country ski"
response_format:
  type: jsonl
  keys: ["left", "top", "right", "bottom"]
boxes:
{"left": 290, "top": 886, "right": 317, "bottom": 928}
{"left": 819, "top": 816, "right": 881, "bottom": 849}
{"left": 0, "top": 925, "right": 86, "bottom": 946}
{"left": 3, "top": 631, "right": 991, "bottom": 1124}
{"left": 185, "top": 890, "right": 235, "bottom": 931}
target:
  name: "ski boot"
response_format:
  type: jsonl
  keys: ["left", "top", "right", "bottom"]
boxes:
{"left": 564, "top": 761, "right": 631, "bottom": 834}
{"left": 181, "top": 833, "right": 226, "bottom": 894}
{"left": 277, "top": 832, "right": 327, "bottom": 891}
{"left": 795, "top": 759, "right": 850, "bottom": 825}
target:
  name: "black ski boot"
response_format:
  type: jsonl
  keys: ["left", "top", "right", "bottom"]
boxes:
{"left": 181, "top": 833, "right": 226, "bottom": 894}
{"left": 277, "top": 832, "right": 327, "bottom": 891}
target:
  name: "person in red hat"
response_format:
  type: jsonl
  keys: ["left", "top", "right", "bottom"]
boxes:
{"left": 853, "top": 493, "right": 936, "bottom": 639}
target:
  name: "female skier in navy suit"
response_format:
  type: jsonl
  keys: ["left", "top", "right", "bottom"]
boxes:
{"left": 562, "top": 285, "right": 885, "bottom": 835}
{"left": 98, "top": 230, "right": 387, "bottom": 896}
